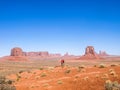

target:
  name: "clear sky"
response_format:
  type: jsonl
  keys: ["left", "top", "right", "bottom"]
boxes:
{"left": 0, "top": 0, "right": 120, "bottom": 56}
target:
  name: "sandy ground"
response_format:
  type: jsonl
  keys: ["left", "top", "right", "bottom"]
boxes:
{"left": 7, "top": 64, "right": 120, "bottom": 90}
{"left": 0, "top": 56, "right": 120, "bottom": 90}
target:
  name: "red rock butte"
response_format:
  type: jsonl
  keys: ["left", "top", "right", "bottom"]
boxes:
{"left": 11, "top": 47, "right": 24, "bottom": 56}
{"left": 99, "top": 51, "right": 109, "bottom": 56}
{"left": 10, "top": 47, "right": 61, "bottom": 58}
{"left": 1, "top": 46, "right": 107, "bottom": 61}
{"left": 24, "top": 52, "right": 49, "bottom": 57}
{"left": 80, "top": 46, "right": 100, "bottom": 59}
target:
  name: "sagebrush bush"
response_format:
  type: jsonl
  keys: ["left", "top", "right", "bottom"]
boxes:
{"left": 99, "top": 64, "right": 106, "bottom": 68}
{"left": 65, "top": 69, "right": 71, "bottom": 74}
{"left": 39, "top": 67, "right": 44, "bottom": 70}
{"left": 19, "top": 70, "right": 24, "bottom": 74}
{"left": 16, "top": 74, "right": 21, "bottom": 81}
{"left": 110, "top": 64, "right": 117, "bottom": 67}
{"left": 77, "top": 66, "right": 81, "bottom": 72}
{"left": 103, "top": 74, "right": 109, "bottom": 78}
{"left": 0, "top": 76, "right": 5, "bottom": 84}
{"left": 77, "top": 65, "right": 86, "bottom": 73}
{"left": 83, "top": 77, "right": 89, "bottom": 81}
{"left": 105, "top": 80, "right": 120, "bottom": 90}
{"left": 35, "top": 76, "right": 40, "bottom": 80}
{"left": 78, "top": 65, "right": 85, "bottom": 69}
{"left": 48, "top": 67, "right": 54, "bottom": 70}
{"left": 5, "top": 79, "right": 13, "bottom": 85}
{"left": 95, "top": 75, "right": 99, "bottom": 78}
{"left": 110, "top": 71, "right": 116, "bottom": 75}
{"left": 75, "top": 75, "right": 79, "bottom": 78}
{"left": 42, "top": 83, "right": 49, "bottom": 87}
{"left": 101, "top": 74, "right": 109, "bottom": 80}
{"left": 41, "top": 73, "right": 47, "bottom": 77}
{"left": 94, "top": 65, "right": 97, "bottom": 67}
{"left": 109, "top": 69, "right": 114, "bottom": 72}
{"left": 57, "top": 80, "right": 63, "bottom": 84}
{"left": 0, "top": 75, "right": 16, "bottom": 90}
{"left": 1, "top": 84, "right": 16, "bottom": 90}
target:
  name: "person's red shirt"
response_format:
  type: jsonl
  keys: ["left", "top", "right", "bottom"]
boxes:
{"left": 61, "top": 59, "right": 64, "bottom": 63}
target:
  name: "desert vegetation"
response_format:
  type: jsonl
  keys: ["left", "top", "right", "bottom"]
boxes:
{"left": 0, "top": 75, "right": 16, "bottom": 90}
{"left": 1, "top": 49, "right": 120, "bottom": 90}
{"left": 0, "top": 58, "right": 120, "bottom": 90}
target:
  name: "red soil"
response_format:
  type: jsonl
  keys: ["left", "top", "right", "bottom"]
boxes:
{"left": 1, "top": 56, "right": 28, "bottom": 61}
{"left": 8, "top": 65, "right": 120, "bottom": 90}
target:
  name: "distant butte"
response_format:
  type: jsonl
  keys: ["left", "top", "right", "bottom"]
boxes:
{"left": 11, "top": 47, "right": 24, "bottom": 56}
{"left": 79, "top": 46, "right": 100, "bottom": 60}
{"left": 0, "top": 46, "right": 110, "bottom": 61}
{"left": 10, "top": 47, "right": 61, "bottom": 57}
{"left": 99, "top": 50, "right": 109, "bottom": 56}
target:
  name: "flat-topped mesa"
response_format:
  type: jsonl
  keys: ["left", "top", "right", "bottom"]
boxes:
{"left": 11, "top": 47, "right": 24, "bottom": 56}
{"left": 25, "top": 51, "right": 49, "bottom": 57}
{"left": 40, "top": 52, "right": 49, "bottom": 57}
{"left": 49, "top": 53, "right": 62, "bottom": 57}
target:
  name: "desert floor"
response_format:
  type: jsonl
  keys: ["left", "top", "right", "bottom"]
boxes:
{"left": 0, "top": 57, "right": 120, "bottom": 90}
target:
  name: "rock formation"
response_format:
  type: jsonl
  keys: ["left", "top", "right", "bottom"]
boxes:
{"left": 10, "top": 47, "right": 50, "bottom": 57}
{"left": 85, "top": 46, "right": 95, "bottom": 55}
{"left": 8, "top": 47, "right": 28, "bottom": 61}
{"left": 40, "top": 52, "right": 49, "bottom": 57}
{"left": 99, "top": 51, "right": 109, "bottom": 56}
{"left": 64, "top": 52, "right": 69, "bottom": 57}
{"left": 25, "top": 51, "right": 49, "bottom": 57}
{"left": 49, "top": 53, "right": 61, "bottom": 57}
{"left": 80, "top": 46, "right": 100, "bottom": 59}
{"left": 11, "top": 47, "right": 24, "bottom": 56}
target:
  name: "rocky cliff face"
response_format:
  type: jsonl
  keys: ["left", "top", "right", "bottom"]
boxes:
{"left": 11, "top": 47, "right": 23, "bottom": 56}
{"left": 85, "top": 46, "right": 95, "bottom": 55}
{"left": 80, "top": 46, "right": 100, "bottom": 59}
{"left": 25, "top": 52, "right": 49, "bottom": 57}
{"left": 99, "top": 51, "right": 109, "bottom": 56}
{"left": 10, "top": 47, "right": 62, "bottom": 57}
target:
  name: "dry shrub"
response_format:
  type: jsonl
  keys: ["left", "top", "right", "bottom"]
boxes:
{"left": 0, "top": 75, "right": 16, "bottom": 90}
{"left": 41, "top": 73, "right": 47, "bottom": 77}
{"left": 57, "top": 80, "right": 63, "bottom": 84}
{"left": 99, "top": 64, "right": 106, "bottom": 68}
{"left": 43, "top": 83, "right": 49, "bottom": 87}
{"left": 65, "top": 69, "right": 71, "bottom": 74}
{"left": 110, "top": 64, "right": 118, "bottom": 67}
{"left": 105, "top": 80, "right": 120, "bottom": 90}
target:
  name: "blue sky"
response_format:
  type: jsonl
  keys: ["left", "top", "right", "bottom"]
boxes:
{"left": 0, "top": 0, "right": 120, "bottom": 56}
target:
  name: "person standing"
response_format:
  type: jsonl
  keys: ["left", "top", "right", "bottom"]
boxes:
{"left": 60, "top": 59, "right": 65, "bottom": 68}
